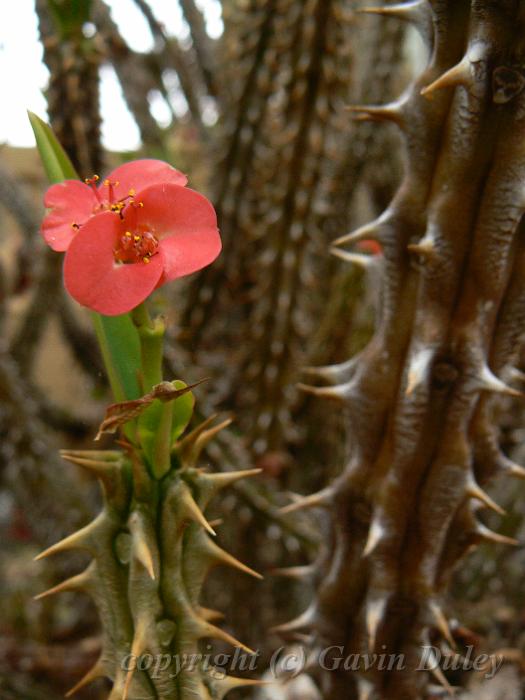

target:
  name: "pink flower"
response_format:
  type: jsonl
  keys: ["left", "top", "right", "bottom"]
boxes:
{"left": 41, "top": 159, "right": 188, "bottom": 251}
{"left": 40, "top": 160, "right": 221, "bottom": 316}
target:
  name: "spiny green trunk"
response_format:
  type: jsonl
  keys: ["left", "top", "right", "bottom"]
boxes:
{"left": 36, "top": 421, "right": 262, "bottom": 700}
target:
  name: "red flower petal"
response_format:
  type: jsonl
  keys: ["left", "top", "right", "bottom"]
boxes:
{"left": 41, "top": 181, "right": 98, "bottom": 251}
{"left": 63, "top": 212, "right": 163, "bottom": 316}
{"left": 158, "top": 229, "right": 222, "bottom": 283}
{"left": 104, "top": 159, "right": 188, "bottom": 202}
{"left": 126, "top": 183, "right": 221, "bottom": 282}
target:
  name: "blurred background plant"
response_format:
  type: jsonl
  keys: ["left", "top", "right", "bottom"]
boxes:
{"left": 1, "top": 1, "right": 524, "bottom": 699}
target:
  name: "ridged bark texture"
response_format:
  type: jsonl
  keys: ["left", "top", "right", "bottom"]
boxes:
{"left": 183, "top": 0, "right": 357, "bottom": 456}
{"left": 284, "top": 2, "right": 525, "bottom": 698}
{"left": 36, "top": 0, "right": 104, "bottom": 178}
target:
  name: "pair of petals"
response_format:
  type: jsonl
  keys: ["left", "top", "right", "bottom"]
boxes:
{"left": 64, "top": 183, "right": 221, "bottom": 316}
{"left": 42, "top": 159, "right": 188, "bottom": 251}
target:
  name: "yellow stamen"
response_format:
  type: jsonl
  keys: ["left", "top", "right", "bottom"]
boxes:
{"left": 143, "top": 257, "right": 150, "bottom": 264}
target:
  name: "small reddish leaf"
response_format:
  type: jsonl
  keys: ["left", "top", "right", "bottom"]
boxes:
{"left": 95, "top": 379, "right": 207, "bottom": 440}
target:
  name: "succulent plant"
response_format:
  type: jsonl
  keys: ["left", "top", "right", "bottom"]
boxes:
{"left": 280, "top": 1, "right": 525, "bottom": 697}
{"left": 36, "top": 415, "right": 263, "bottom": 699}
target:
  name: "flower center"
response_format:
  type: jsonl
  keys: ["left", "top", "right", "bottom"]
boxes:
{"left": 71, "top": 176, "right": 147, "bottom": 231}
{"left": 114, "top": 228, "right": 159, "bottom": 265}
{"left": 85, "top": 175, "right": 139, "bottom": 218}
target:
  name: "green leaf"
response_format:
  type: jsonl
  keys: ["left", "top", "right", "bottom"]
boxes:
{"left": 28, "top": 111, "right": 77, "bottom": 183}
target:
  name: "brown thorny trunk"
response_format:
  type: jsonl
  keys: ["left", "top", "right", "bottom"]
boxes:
{"left": 279, "top": 2, "right": 525, "bottom": 699}
{"left": 36, "top": 0, "right": 104, "bottom": 179}
{"left": 174, "top": 0, "right": 405, "bottom": 664}
{"left": 182, "top": 0, "right": 404, "bottom": 459}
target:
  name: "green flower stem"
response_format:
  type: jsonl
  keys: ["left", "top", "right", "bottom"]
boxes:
{"left": 91, "top": 313, "right": 135, "bottom": 402}
{"left": 131, "top": 302, "right": 154, "bottom": 332}
{"left": 132, "top": 302, "right": 173, "bottom": 478}
{"left": 131, "top": 303, "right": 165, "bottom": 393}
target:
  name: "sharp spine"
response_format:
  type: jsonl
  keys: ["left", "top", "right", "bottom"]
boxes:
{"left": 366, "top": 597, "right": 387, "bottom": 651}
{"left": 474, "top": 365, "right": 522, "bottom": 397}
{"left": 466, "top": 480, "right": 506, "bottom": 516}
{"left": 180, "top": 487, "right": 217, "bottom": 536}
{"left": 34, "top": 567, "right": 92, "bottom": 600}
{"left": 358, "top": 1, "right": 430, "bottom": 29}
{"left": 60, "top": 448, "right": 121, "bottom": 461}
{"left": 198, "top": 606, "right": 225, "bottom": 622}
{"left": 270, "top": 606, "right": 315, "bottom": 635}
{"left": 504, "top": 461, "right": 525, "bottom": 479}
{"left": 280, "top": 488, "right": 332, "bottom": 514}
{"left": 65, "top": 659, "right": 105, "bottom": 697}
{"left": 297, "top": 381, "right": 354, "bottom": 402}
{"left": 188, "top": 418, "right": 233, "bottom": 466}
{"left": 346, "top": 101, "right": 405, "bottom": 127}
{"left": 203, "top": 622, "right": 255, "bottom": 655}
{"left": 123, "top": 619, "right": 148, "bottom": 700}
{"left": 211, "top": 676, "right": 268, "bottom": 700}
{"left": 330, "top": 247, "right": 374, "bottom": 269}
{"left": 406, "top": 347, "right": 434, "bottom": 395}
{"left": 270, "top": 564, "right": 315, "bottom": 580}
{"left": 34, "top": 514, "right": 104, "bottom": 560}
{"left": 333, "top": 211, "right": 392, "bottom": 247}
{"left": 475, "top": 523, "right": 519, "bottom": 546}
{"left": 363, "top": 518, "right": 384, "bottom": 557}
{"left": 198, "top": 468, "right": 262, "bottom": 491}
{"left": 302, "top": 356, "right": 358, "bottom": 383}
{"left": 206, "top": 538, "right": 263, "bottom": 579}
{"left": 176, "top": 413, "right": 220, "bottom": 456}
{"left": 407, "top": 237, "right": 438, "bottom": 260}
{"left": 421, "top": 58, "right": 471, "bottom": 97}
{"left": 429, "top": 601, "right": 456, "bottom": 649}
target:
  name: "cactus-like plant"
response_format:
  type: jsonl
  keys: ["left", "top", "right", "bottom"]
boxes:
{"left": 280, "top": 1, "right": 525, "bottom": 697}
{"left": 36, "top": 415, "right": 262, "bottom": 699}
{"left": 28, "top": 107, "right": 263, "bottom": 698}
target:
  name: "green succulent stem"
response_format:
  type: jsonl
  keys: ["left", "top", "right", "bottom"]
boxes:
{"left": 152, "top": 401, "right": 175, "bottom": 479}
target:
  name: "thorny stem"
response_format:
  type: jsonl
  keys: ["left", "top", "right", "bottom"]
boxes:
{"left": 152, "top": 400, "right": 174, "bottom": 479}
